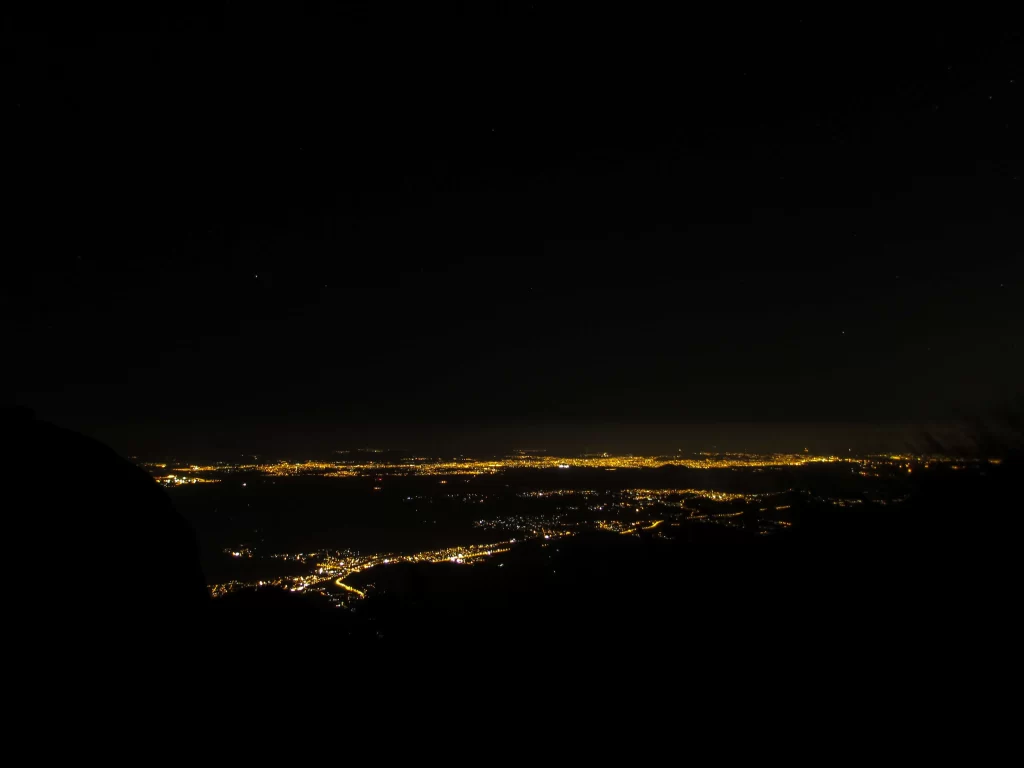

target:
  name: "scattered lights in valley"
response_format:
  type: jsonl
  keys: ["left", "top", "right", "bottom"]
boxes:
{"left": 145, "top": 451, "right": 982, "bottom": 609}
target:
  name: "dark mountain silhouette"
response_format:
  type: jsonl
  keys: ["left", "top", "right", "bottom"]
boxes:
{"left": 4, "top": 408, "right": 207, "bottom": 630}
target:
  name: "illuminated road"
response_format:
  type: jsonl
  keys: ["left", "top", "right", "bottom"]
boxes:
{"left": 334, "top": 578, "right": 366, "bottom": 598}
{"left": 621, "top": 520, "right": 664, "bottom": 534}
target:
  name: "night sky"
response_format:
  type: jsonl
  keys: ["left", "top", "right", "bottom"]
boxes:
{"left": 6, "top": 7, "right": 1021, "bottom": 456}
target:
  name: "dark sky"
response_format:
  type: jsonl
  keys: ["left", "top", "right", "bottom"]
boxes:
{"left": 6, "top": 6, "right": 1022, "bottom": 456}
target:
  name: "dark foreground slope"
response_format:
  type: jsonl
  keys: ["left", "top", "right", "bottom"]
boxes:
{"left": 4, "top": 409, "right": 208, "bottom": 633}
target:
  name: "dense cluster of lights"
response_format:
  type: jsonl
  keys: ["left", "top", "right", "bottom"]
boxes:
{"left": 152, "top": 474, "right": 219, "bottom": 486}
{"left": 473, "top": 514, "right": 569, "bottom": 536}
{"left": 517, "top": 490, "right": 599, "bottom": 498}
{"left": 143, "top": 452, "right": 867, "bottom": 486}
{"left": 621, "top": 488, "right": 753, "bottom": 503}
